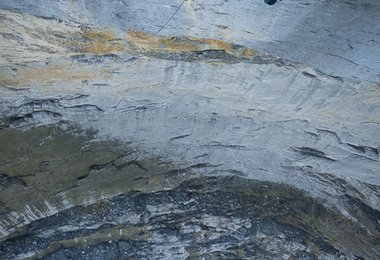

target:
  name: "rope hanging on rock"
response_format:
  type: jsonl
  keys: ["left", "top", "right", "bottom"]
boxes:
{"left": 152, "top": 0, "right": 281, "bottom": 36}
{"left": 153, "top": 0, "right": 187, "bottom": 36}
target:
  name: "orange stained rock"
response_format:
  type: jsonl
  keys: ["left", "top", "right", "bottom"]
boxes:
{"left": 0, "top": 63, "right": 107, "bottom": 87}
{"left": 67, "top": 29, "right": 125, "bottom": 54}
{"left": 126, "top": 30, "right": 256, "bottom": 58}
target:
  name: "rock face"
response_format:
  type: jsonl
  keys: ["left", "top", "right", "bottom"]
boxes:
{"left": 0, "top": 1, "right": 379, "bottom": 259}
{"left": 1, "top": 0, "right": 379, "bottom": 82}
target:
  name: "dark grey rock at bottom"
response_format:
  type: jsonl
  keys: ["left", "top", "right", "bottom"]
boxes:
{"left": 2, "top": 176, "right": 378, "bottom": 259}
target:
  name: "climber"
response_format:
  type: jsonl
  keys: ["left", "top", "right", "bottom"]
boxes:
{"left": 264, "top": 0, "right": 282, "bottom": 5}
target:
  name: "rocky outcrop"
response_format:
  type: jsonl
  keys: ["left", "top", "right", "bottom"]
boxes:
{"left": 0, "top": 1, "right": 379, "bottom": 259}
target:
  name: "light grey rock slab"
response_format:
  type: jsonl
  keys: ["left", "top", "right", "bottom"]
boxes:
{"left": 1, "top": 54, "right": 378, "bottom": 212}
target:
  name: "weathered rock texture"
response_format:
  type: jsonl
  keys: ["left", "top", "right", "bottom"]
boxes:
{"left": 0, "top": 0, "right": 379, "bottom": 259}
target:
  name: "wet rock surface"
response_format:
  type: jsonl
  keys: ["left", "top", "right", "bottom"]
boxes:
{"left": 0, "top": 0, "right": 380, "bottom": 259}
